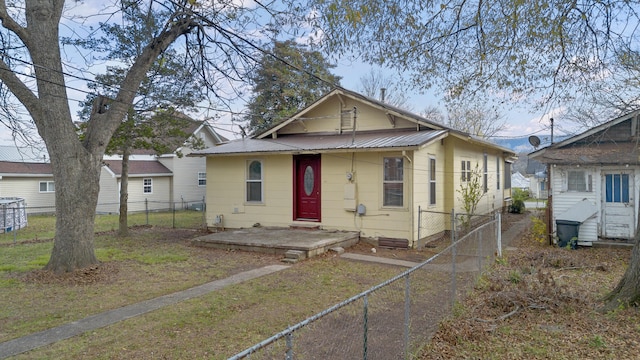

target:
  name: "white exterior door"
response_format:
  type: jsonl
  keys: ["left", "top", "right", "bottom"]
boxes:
{"left": 602, "top": 171, "right": 635, "bottom": 239}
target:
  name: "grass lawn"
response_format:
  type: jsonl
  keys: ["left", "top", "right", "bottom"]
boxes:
{"left": 0, "top": 225, "right": 403, "bottom": 359}
{"left": 0, "top": 210, "right": 206, "bottom": 245}
{"left": 2, "top": 212, "right": 639, "bottom": 359}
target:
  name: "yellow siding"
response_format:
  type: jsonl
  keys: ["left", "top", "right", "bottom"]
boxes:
{"left": 444, "top": 137, "right": 505, "bottom": 216}
{"left": 276, "top": 96, "right": 418, "bottom": 135}
{"left": 206, "top": 151, "right": 414, "bottom": 241}
{"left": 413, "top": 142, "right": 448, "bottom": 242}
{"left": 206, "top": 155, "right": 293, "bottom": 228}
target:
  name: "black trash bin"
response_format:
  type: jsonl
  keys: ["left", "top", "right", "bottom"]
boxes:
{"left": 556, "top": 219, "right": 580, "bottom": 249}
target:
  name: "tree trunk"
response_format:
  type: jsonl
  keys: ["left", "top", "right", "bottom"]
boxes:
{"left": 1, "top": 0, "right": 197, "bottom": 273}
{"left": 44, "top": 149, "right": 101, "bottom": 273}
{"left": 601, "top": 232, "right": 640, "bottom": 312}
{"left": 118, "top": 148, "right": 131, "bottom": 237}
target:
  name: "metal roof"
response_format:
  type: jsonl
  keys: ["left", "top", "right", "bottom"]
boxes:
{"left": 0, "top": 145, "right": 48, "bottom": 162}
{"left": 192, "top": 130, "right": 449, "bottom": 156}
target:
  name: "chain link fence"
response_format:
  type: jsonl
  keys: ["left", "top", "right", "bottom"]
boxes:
{"left": 229, "top": 211, "right": 502, "bottom": 359}
{"left": 0, "top": 198, "right": 207, "bottom": 244}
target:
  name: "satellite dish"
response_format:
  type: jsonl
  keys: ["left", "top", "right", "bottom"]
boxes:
{"left": 528, "top": 135, "right": 541, "bottom": 148}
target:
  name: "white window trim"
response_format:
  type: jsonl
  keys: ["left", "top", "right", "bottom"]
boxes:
{"left": 246, "top": 159, "right": 263, "bottom": 203}
{"left": 383, "top": 156, "right": 404, "bottom": 208}
{"left": 143, "top": 178, "right": 153, "bottom": 194}
{"left": 39, "top": 181, "right": 55, "bottom": 193}
{"left": 461, "top": 160, "right": 471, "bottom": 182}
{"left": 483, "top": 153, "right": 488, "bottom": 193}
{"left": 197, "top": 172, "right": 206, "bottom": 187}
{"left": 563, "top": 169, "right": 593, "bottom": 192}
{"left": 496, "top": 156, "right": 500, "bottom": 190}
{"left": 429, "top": 156, "right": 436, "bottom": 206}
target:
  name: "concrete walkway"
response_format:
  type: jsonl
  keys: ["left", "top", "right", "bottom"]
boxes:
{"left": 0, "top": 265, "right": 289, "bottom": 359}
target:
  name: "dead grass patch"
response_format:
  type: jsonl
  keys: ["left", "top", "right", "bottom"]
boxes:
{"left": 420, "top": 226, "right": 639, "bottom": 359}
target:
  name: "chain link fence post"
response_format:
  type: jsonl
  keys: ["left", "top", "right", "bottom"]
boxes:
{"left": 417, "top": 205, "right": 421, "bottom": 241}
{"left": 404, "top": 273, "right": 410, "bottom": 359}
{"left": 496, "top": 212, "right": 502, "bottom": 257}
{"left": 202, "top": 196, "right": 206, "bottom": 229}
{"left": 450, "top": 208, "right": 456, "bottom": 310}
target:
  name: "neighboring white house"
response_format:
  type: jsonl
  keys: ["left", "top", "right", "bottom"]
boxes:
{"left": 526, "top": 158, "right": 548, "bottom": 199}
{"left": 0, "top": 161, "right": 56, "bottom": 213}
{"left": 0, "top": 119, "right": 226, "bottom": 214}
{"left": 97, "top": 160, "right": 174, "bottom": 214}
{"left": 530, "top": 109, "right": 640, "bottom": 245}
{"left": 511, "top": 171, "right": 529, "bottom": 190}
{"left": 104, "top": 120, "right": 226, "bottom": 211}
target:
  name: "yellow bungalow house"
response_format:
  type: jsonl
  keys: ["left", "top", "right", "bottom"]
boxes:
{"left": 194, "top": 88, "right": 516, "bottom": 248}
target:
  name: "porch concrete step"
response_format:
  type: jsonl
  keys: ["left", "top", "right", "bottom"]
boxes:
{"left": 282, "top": 250, "right": 307, "bottom": 263}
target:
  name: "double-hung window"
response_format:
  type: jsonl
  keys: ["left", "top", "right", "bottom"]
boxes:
{"left": 246, "top": 160, "right": 263, "bottom": 202}
{"left": 39, "top": 181, "right": 55, "bottom": 193}
{"left": 461, "top": 160, "right": 471, "bottom": 182}
{"left": 429, "top": 157, "right": 436, "bottom": 206}
{"left": 143, "top": 178, "right": 152, "bottom": 194}
{"left": 383, "top": 157, "right": 403, "bottom": 207}
{"left": 198, "top": 172, "right": 206, "bottom": 186}
{"left": 496, "top": 156, "right": 500, "bottom": 190}
{"left": 483, "top": 153, "right": 488, "bottom": 193}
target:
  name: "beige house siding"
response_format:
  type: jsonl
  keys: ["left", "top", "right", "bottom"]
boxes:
{"left": 126, "top": 176, "right": 172, "bottom": 212}
{"left": 413, "top": 143, "right": 448, "bottom": 241}
{"left": 0, "top": 177, "right": 55, "bottom": 213}
{"left": 446, "top": 138, "right": 505, "bottom": 215}
{"left": 96, "top": 168, "right": 119, "bottom": 214}
{"left": 159, "top": 153, "right": 207, "bottom": 205}
{"left": 207, "top": 155, "right": 292, "bottom": 227}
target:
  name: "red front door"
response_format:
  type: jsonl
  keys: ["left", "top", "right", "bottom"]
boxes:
{"left": 294, "top": 155, "right": 321, "bottom": 221}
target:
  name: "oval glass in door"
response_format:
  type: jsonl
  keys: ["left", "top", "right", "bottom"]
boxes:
{"left": 304, "top": 166, "right": 314, "bottom": 195}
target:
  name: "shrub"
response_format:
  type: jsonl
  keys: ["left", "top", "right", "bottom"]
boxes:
{"left": 509, "top": 199, "right": 525, "bottom": 213}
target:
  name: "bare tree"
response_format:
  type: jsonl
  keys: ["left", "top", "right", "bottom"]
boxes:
{"left": 446, "top": 104, "right": 507, "bottom": 138}
{"left": 420, "top": 105, "right": 445, "bottom": 124}
{"left": 0, "top": 0, "right": 309, "bottom": 273}
{"left": 358, "top": 69, "right": 412, "bottom": 110}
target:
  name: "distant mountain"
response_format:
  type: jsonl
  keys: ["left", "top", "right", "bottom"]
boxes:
{"left": 492, "top": 135, "right": 567, "bottom": 153}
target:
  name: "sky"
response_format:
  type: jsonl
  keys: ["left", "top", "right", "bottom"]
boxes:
{"left": 0, "top": 0, "right": 570, "bottom": 148}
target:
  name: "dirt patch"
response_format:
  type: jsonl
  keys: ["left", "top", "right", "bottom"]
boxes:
{"left": 347, "top": 211, "right": 530, "bottom": 263}
{"left": 21, "top": 262, "right": 121, "bottom": 285}
{"left": 419, "top": 221, "right": 637, "bottom": 359}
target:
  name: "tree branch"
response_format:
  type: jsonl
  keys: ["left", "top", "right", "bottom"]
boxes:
{"left": 0, "top": 0, "right": 30, "bottom": 45}
{"left": 84, "top": 13, "right": 197, "bottom": 155}
{"left": 0, "top": 59, "right": 41, "bottom": 116}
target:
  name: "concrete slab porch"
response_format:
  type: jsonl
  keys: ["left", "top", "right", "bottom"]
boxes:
{"left": 191, "top": 227, "right": 360, "bottom": 259}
